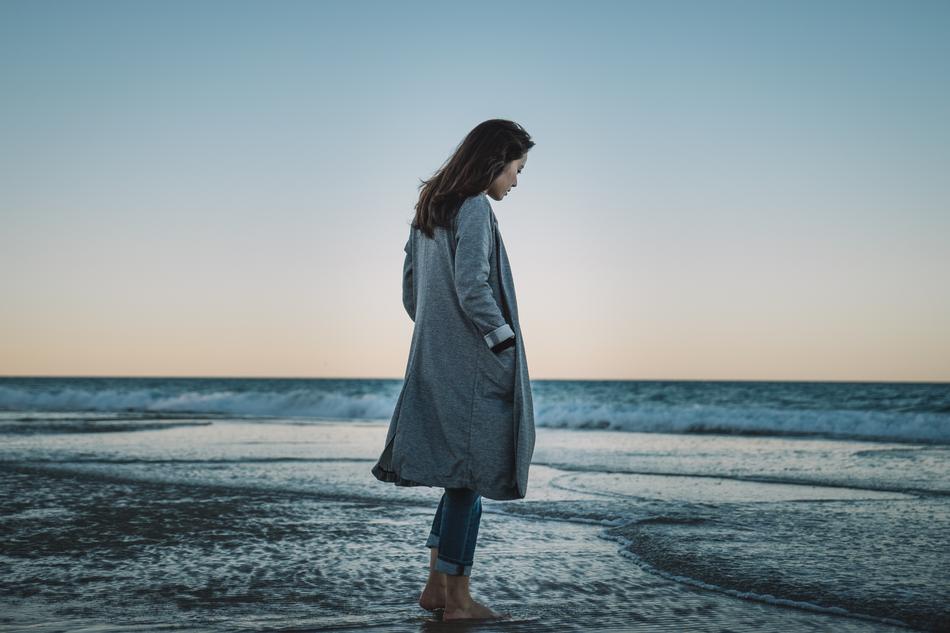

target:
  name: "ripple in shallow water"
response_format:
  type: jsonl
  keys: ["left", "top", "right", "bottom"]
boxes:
{"left": 0, "top": 465, "right": 913, "bottom": 633}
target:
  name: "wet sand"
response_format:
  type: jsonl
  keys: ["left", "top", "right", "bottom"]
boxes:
{"left": 0, "top": 419, "right": 944, "bottom": 631}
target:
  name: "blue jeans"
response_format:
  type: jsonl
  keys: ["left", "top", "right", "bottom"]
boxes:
{"left": 425, "top": 488, "right": 482, "bottom": 576}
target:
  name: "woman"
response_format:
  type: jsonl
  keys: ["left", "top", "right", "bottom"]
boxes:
{"left": 371, "top": 119, "right": 536, "bottom": 621}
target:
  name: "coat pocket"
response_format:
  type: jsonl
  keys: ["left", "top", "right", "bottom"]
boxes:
{"left": 478, "top": 343, "right": 516, "bottom": 402}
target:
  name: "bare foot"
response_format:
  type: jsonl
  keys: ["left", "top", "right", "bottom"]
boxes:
{"left": 418, "top": 582, "right": 445, "bottom": 611}
{"left": 443, "top": 598, "right": 507, "bottom": 621}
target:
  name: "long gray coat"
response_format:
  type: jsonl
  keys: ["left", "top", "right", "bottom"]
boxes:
{"left": 371, "top": 193, "right": 536, "bottom": 500}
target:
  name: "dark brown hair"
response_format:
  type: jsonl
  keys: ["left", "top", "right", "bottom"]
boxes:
{"left": 412, "top": 119, "right": 534, "bottom": 238}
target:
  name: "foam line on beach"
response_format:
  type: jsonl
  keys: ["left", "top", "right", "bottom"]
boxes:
{"left": 535, "top": 461, "right": 949, "bottom": 497}
{"left": 6, "top": 456, "right": 375, "bottom": 465}
{"left": 0, "top": 461, "right": 432, "bottom": 510}
{"left": 600, "top": 530, "right": 915, "bottom": 631}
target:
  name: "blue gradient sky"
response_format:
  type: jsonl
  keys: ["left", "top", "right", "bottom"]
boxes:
{"left": 2, "top": 1, "right": 948, "bottom": 380}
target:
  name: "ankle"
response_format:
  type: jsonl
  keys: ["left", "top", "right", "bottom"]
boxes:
{"left": 444, "top": 577, "right": 472, "bottom": 604}
{"left": 445, "top": 592, "right": 473, "bottom": 610}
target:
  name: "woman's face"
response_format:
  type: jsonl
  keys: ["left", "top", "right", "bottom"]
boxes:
{"left": 485, "top": 154, "right": 527, "bottom": 201}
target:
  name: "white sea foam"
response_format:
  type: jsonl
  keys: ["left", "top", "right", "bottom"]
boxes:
{"left": 534, "top": 400, "right": 950, "bottom": 444}
{"left": 0, "top": 384, "right": 396, "bottom": 421}
{"left": 1, "top": 379, "right": 947, "bottom": 444}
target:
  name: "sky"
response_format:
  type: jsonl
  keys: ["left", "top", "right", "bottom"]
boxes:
{"left": 1, "top": 0, "right": 948, "bottom": 382}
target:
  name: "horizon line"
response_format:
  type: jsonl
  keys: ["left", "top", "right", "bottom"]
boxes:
{"left": 1, "top": 374, "right": 947, "bottom": 385}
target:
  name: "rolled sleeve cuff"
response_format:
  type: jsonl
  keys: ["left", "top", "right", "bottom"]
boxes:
{"left": 483, "top": 323, "right": 515, "bottom": 348}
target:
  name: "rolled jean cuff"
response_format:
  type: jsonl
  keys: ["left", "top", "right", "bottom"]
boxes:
{"left": 426, "top": 531, "right": 440, "bottom": 549}
{"left": 434, "top": 556, "right": 473, "bottom": 577}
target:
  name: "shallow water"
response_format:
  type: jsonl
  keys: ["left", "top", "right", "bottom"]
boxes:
{"left": 1, "top": 419, "right": 947, "bottom": 631}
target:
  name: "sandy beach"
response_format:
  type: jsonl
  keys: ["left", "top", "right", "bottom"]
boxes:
{"left": 2, "top": 412, "right": 946, "bottom": 632}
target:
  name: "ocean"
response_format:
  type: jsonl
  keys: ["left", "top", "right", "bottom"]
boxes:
{"left": 1, "top": 377, "right": 947, "bottom": 632}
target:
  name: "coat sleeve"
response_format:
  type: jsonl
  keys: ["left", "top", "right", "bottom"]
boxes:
{"left": 402, "top": 234, "right": 415, "bottom": 321}
{"left": 453, "top": 196, "right": 515, "bottom": 349}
